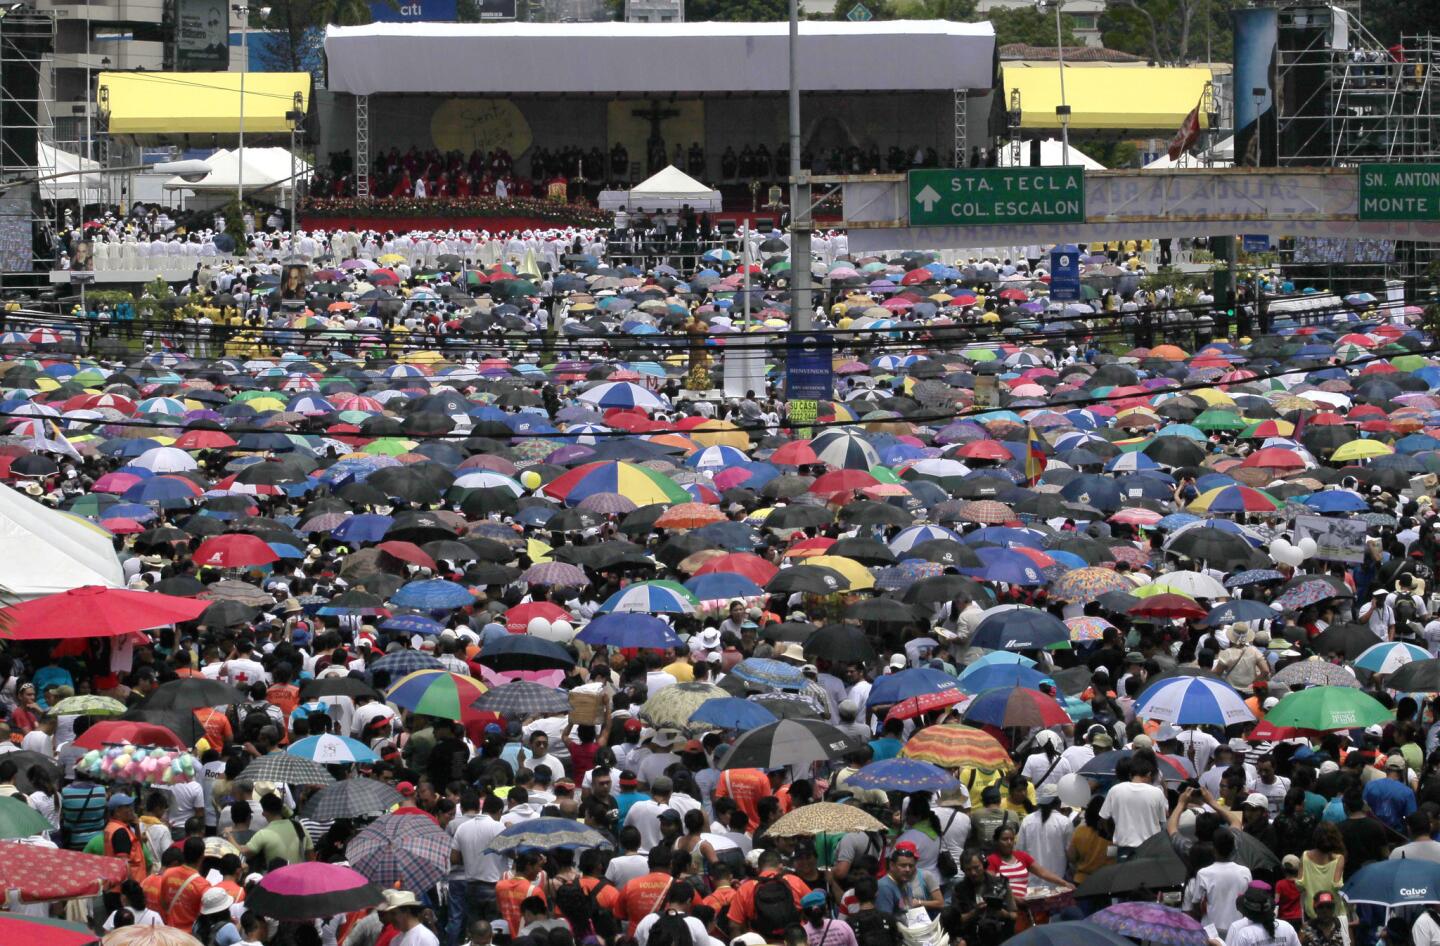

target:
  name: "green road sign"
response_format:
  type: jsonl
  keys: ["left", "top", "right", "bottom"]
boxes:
{"left": 907, "top": 167, "right": 1085, "bottom": 226}
{"left": 846, "top": 3, "right": 871, "bottom": 20}
{"left": 1358, "top": 164, "right": 1440, "bottom": 221}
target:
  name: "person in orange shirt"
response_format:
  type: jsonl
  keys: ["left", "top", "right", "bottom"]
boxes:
{"left": 193, "top": 706, "right": 233, "bottom": 750}
{"left": 102, "top": 794, "right": 148, "bottom": 884}
{"left": 266, "top": 665, "right": 301, "bottom": 742}
{"left": 157, "top": 836, "right": 210, "bottom": 929}
{"left": 713, "top": 766, "right": 770, "bottom": 832}
{"left": 577, "top": 848, "right": 620, "bottom": 915}
{"left": 496, "top": 850, "right": 547, "bottom": 936}
{"left": 613, "top": 848, "right": 700, "bottom": 935}
{"left": 213, "top": 852, "right": 247, "bottom": 903}
{"left": 701, "top": 861, "right": 738, "bottom": 917}
{"left": 726, "top": 849, "right": 809, "bottom": 935}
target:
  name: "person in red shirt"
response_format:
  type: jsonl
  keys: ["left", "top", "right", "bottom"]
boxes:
{"left": 726, "top": 850, "right": 809, "bottom": 934}
{"left": 613, "top": 848, "right": 699, "bottom": 935}
{"left": 158, "top": 836, "right": 211, "bottom": 929}
{"left": 497, "top": 850, "right": 548, "bottom": 936}
{"left": 713, "top": 767, "right": 770, "bottom": 832}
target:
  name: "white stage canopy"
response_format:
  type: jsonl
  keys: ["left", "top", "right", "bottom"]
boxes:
{"left": 997, "top": 138, "right": 1106, "bottom": 171}
{"left": 0, "top": 483, "right": 123, "bottom": 599}
{"left": 164, "top": 147, "right": 310, "bottom": 194}
{"left": 598, "top": 166, "right": 721, "bottom": 213}
{"left": 324, "top": 21, "right": 996, "bottom": 97}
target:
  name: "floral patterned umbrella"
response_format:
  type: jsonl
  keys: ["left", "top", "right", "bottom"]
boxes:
{"left": 1050, "top": 567, "right": 1133, "bottom": 603}
{"left": 0, "top": 839, "right": 128, "bottom": 902}
{"left": 1272, "top": 658, "right": 1362, "bottom": 688}
{"left": 1272, "top": 577, "right": 1353, "bottom": 612}
{"left": 1091, "top": 901, "right": 1209, "bottom": 946}
{"left": 1065, "top": 615, "right": 1114, "bottom": 643}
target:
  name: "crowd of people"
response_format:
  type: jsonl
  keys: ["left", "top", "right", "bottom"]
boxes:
{"left": 0, "top": 208, "right": 1433, "bottom": 946}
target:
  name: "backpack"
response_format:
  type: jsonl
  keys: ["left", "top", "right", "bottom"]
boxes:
{"left": 648, "top": 912, "right": 693, "bottom": 946}
{"left": 586, "top": 878, "right": 620, "bottom": 942}
{"left": 1395, "top": 594, "right": 1420, "bottom": 636}
{"left": 752, "top": 874, "right": 800, "bottom": 938}
{"left": 850, "top": 909, "right": 901, "bottom": 946}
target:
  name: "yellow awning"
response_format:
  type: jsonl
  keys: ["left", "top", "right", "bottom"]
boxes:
{"left": 98, "top": 71, "right": 311, "bottom": 135}
{"left": 1002, "top": 64, "right": 1213, "bottom": 131}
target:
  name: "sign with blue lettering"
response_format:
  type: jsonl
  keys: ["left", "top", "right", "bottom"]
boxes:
{"left": 369, "top": 0, "right": 459, "bottom": 22}
{"left": 786, "top": 332, "right": 833, "bottom": 401}
{"left": 1242, "top": 234, "right": 1271, "bottom": 253}
{"left": 1049, "top": 244, "right": 1081, "bottom": 302}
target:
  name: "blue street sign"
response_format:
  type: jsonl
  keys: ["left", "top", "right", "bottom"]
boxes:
{"left": 1242, "top": 234, "right": 1271, "bottom": 253}
{"left": 1049, "top": 244, "right": 1081, "bottom": 302}
{"left": 369, "top": 0, "right": 459, "bottom": 22}
{"left": 786, "top": 332, "right": 834, "bottom": 400}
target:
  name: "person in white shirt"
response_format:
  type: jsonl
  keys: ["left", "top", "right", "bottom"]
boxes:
{"left": 604, "top": 826, "right": 650, "bottom": 887}
{"left": 1098, "top": 753, "right": 1170, "bottom": 852}
{"left": 20, "top": 714, "right": 55, "bottom": 756}
{"left": 391, "top": 896, "right": 440, "bottom": 946}
{"left": 1016, "top": 785, "right": 1074, "bottom": 878}
{"left": 1358, "top": 589, "right": 1395, "bottom": 640}
{"left": 624, "top": 775, "right": 677, "bottom": 852}
{"left": 1195, "top": 828, "right": 1252, "bottom": 936}
{"left": 452, "top": 795, "right": 507, "bottom": 930}
{"left": 500, "top": 788, "right": 541, "bottom": 829}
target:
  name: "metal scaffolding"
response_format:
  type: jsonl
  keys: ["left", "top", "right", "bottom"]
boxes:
{"left": 355, "top": 94, "right": 369, "bottom": 198}
{"left": 952, "top": 89, "right": 967, "bottom": 168}
{"left": 0, "top": 7, "right": 55, "bottom": 276}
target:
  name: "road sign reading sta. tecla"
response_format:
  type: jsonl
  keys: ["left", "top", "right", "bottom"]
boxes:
{"left": 908, "top": 168, "right": 1085, "bottom": 226}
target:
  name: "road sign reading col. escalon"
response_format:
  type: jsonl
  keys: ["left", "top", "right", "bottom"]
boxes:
{"left": 908, "top": 168, "right": 1085, "bottom": 226}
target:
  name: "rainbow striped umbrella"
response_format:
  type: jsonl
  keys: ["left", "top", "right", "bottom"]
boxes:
{"left": 1187, "top": 485, "right": 1281, "bottom": 514}
{"left": 384, "top": 670, "right": 488, "bottom": 721}
{"left": 542, "top": 460, "right": 690, "bottom": 507}
{"left": 901, "top": 724, "right": 1013, "bottom": 773}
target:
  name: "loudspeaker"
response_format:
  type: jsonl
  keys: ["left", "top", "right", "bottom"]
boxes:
{"left": 0, "top": 9, "right": 53, "bottom": 172}
{"left": 1276, "top": 5, "right": 1333, "bottom": 166}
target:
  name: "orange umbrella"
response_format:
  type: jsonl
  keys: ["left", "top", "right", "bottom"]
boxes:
{"left": 654, "top": 502, "right": 728, "bottom": 530}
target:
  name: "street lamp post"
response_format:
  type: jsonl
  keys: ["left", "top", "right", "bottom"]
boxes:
{"left": 287, "top": 92, "right": 304, "bottom": 233}
{"left": 1038, "top": 0, "right": 1070, "bottom": 165}
{"left": 788, "top": 0, "right": 811, "bottom": 334}
{"left": 231, "top": 4, "right": 269, "bottom": 207}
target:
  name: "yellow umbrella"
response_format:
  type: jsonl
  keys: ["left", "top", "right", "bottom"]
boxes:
{"left": 691, "top": 420, "right": 750, "bottom": 450}
{"left": 806, "top": 555, "right": 875, "bottom": 590}
{"left": 1129, "top": 583, "right": 1198, "bottom": 600}
{"left": 1331, "top": 439, "right": 1394, "bottom": 462}
{"left": 1191, "top": 388, "right": 1236, "bottom": 407}
{"left": 527, "top": 538, "right": 553, "bottom": 563}
{"left": 377, "top": 253, "right": 405, "bottom": 264}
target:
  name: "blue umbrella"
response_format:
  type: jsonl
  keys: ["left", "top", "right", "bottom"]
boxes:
{"left": 369, "top": 650, "right": 444, "bottom": 677}
{"left": 866, "top": 668, "right": 961, "bottom": 707}
{"left": 380, "top": 613, "right": 446, "bottom": 636}
{"left": 970, "top": 606, "right": 1069, "bottom": 650}
{"left": 1224, "top": 569, "right": 1285, "bottom": 588}
{"left": 332, "top": 513, "right": 393, "bottom": 544}
{"left": 688, "top": 697, "right": 778, "bottom": 731}
{"left": 1059, "top": 475, "right": 1124, "bottom": 513}
{"left": 963, "top": 526, "right": 1046, "bottom": 549}
{"left": 1204, "top": 599, "right": 1279, "bottom": 626}
{"left": 1301, "top": 490, "right": 1368, "bottom": 513}
{"left": 683, "top": 573, "right": 764, "bottom": 601}
{"left": 966, "top": 547, "right": 1047, "bottom": 586}
{"left": 957, "top": 664, "right": 1055, "bottom": 694}
{"left": 390, "top": 579, "right": 474, "bottom": 611}
{"left": 122, "top": 478, "right": 198, "bottom": 506}
{"left": 730, "top": 658, "right": 807, "bottom": 691}
{"left": 485, "top": 817, "right": 614, "bottom": 855}
{"left": 575, "top": 613, "right": 681, "bottom": 649}
{"left": 1344, "top": 858, "right": 1440, "bottom": 907}
{"left": 845, "top": 758, "right": 959, "bottom": 793}
{"left": 267, "top": 542, "right": 304, "bottom": 559}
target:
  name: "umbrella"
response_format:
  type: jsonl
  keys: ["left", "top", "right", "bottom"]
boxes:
{"left": 962, "top": 687, "right": 1071, "bottom": 729}
{"left": 138, "top": 678, "right": 245, "bottom": 713}
{"left": 240, "top": 751, "right": 336, "bottom": 786}
{"left": 370, "top": 650, "right": 445, "bottom": 677}
{"left": 970, "top": 607, "right": 1069, "bottom": 650}
{"left": 1050, "top": 567, "right": 1133, "bottom": 603}
{"left": 1310, "top": 623, "right": 1382, "bottom": 660}
{"left": 347, "top": 813, "right": 452, "bottom": 891}
{"left": 1344, "top": 857, "right": 1440, "bottom": 907}
{"left": 286, "top": 734, "right": 378, "bottom": 765}
{"left": 1386, "top": 658, "right": 1440, "bottom": 692}
{"left": 385, "top": 670, "right": 489, "bottom": 721}
{"left": 477, "top": 635, "right": 575, "bottom": 672}
{"left": 688, "top": 697, "right": 779, "bottom": 731}
{"left": 844, "top": 758, "right": 959, "bottom": 793}
{"left": 1354, "top": 641, "right": 1429, "bottom": 675}
{"left": 730, "top": 658, "right": 808, "bottom": 691}
{"left": 1271, "top": 659, "right": 1362, "bottom": 688}
{"left": 0, "top": 838, "right": 128, "bottom": 902}
{"left": 576, "top": 612, "right": 682, "bottom": 650}
{"left": 0, "top": 586, "right": 209, "bottom": 639}
{"left": 75, "top": 719, "right": 188, "bottom": 751}
{"left": 1, "top": 751, "right": 61, "bottom": 793}
{"left": 49, "top": 695, "right": 127, "bottom": 716}
{"left": 803, "top": 623, "right": 877, "bottom": 663}
{"left": 1090, "top": 903, "right": 1208, "bottom": 946}
{"left": 1078, "top": 749, "right": 1196, "bottom": 786}
{"left": 641, "top": 682, "right": 729, "bottom": 729}
{"left": 0, "top": 795, "right": 53, "bottom": 838}
{"left": 485, "top": 817, "right": 614, "bottom": 854}
{"left": 1075, "top": 833, "right": 1189, "bottom": 896}
{"left": 718, "top": 719, "right": 866, "bottom": 770}
{"left": 1266, "top": 686, "right": 1392, "bottom": 730}
{"left": 193, "top": 533, "right": 280, "bottom": 568}
{"left": 1133, "top": 676, "right": 1253, "bottom": 726}
{"left": 4, "top": 916, "right": 99, "bottom": 946}
{"left": 764, "top": 802, "right": 886, "bottom": 837}
{"left": 1273, "top": 578, "right": 1353, "bottom": 612}
{"left": 301, "top": 777, "right": 405, "bottom": 821}
{"left": 245, "top": 862, "right": 385, "bottom": 921}
{"left": 1009, "top": 922, "right": 1140, "bottom": 946}
{"left": 472, "top": 680, "right": 573, "bottom": 716}
{"left": 900, "top": 724, "right": 1014, "bottom": 773}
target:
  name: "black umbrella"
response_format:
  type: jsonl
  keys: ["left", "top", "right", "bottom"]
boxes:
{"left": 761, "top": 621, "right": 819, "bottom": 643}
{"left": 5, "top": 751, "right": 61, "bottom": 793}
{"left": 122, "top": 708, "right": 206, "bottom": 746}
{"left": 903, "top": 539, "right": 982, "bottom": 568}
{"left": 1166, "top": 528, "right": 1257, "bottom": 568}
{"left": 903, "top": 574, "right": 985, "bottom": 606}
{"left": 845, "top": 598, "right": 922, "bottom": 625}
{"left": 828, "top": 538, "right": 897, "bottom": 565}
{"left": 718, "top": 718, "right": 866, "bottom": 770}
{"left": 1385, "top": 658, "right": 1440, "bottom": 692}
{"left": 766, "top": 565, "right": 850, "bottom": 595}
{"left": 477, "top": 635, "right": 574, "bottom": 672}
{"left": 765, "top": 505, "right": 834, "bottom": 530}
{"left": 1074, "top": 832, "right": 1187, "bottom": 896}
{"left": 803, "top": 624, "right": 877, "bottom": 663}
{"left": 140, "top": 678, "right": 246, "bottom": 712}
{"left": 837, "top": 501, "right": 913, "bottom": 528}
{"left": 199, "top": 600, "right": 259, "bottom": 627}
{"left": 299, "top": 677, "right": 380, "bottom": 701}
{"left": 1311, "top": 622, "right": 1381, "bottom": 659}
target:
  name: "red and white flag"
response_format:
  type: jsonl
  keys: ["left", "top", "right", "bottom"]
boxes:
{"left": 1167, "top": 105, "right": 1201, "bottom": 161}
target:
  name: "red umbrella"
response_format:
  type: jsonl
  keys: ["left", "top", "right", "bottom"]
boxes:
{"left": 693, "top": 552, "right": 779, "bottom": 586}
{"left": 505, "top": 601, "right": 572, "bottom": 634}
{"left": 375, "top": 541, "right": 438, "bottom": 571}
{"left": 173, "top": 429, "right": 238, "bottom": 450}
{"left": 952, "top": 440, "right": 1014, "bottom": 462}
{"left": 885, "top": 688, "right": 969, "bottom": 721}
{"left": 0, "top": 914, "right": 97, "bottom": 946}
{"left": 768, "top": 440, "right": 819, "bottom": 466}
{"left": 1241, "top": 448, "right": 1307, "bottom": 470}
{"left": 74, "top": 720, "right": 187, "bottom": 750}
{"left": 810, "top": 470, "right": 878, "bottom": 497}
{"left": 0, "top": 839, "right": 127, "bottom": 902}
{"left": 0, "top": 586, "right": 208, "bottom": 640}
{"left": 1128, "top": 594, "right": 1208, "bottom": 620}
{"left": 193, "top": 534, "right": 280, "bottom": 568}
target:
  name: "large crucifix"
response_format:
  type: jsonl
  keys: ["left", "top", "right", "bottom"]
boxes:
{"left": 633, "top": 99, "right": 680, "bottom": 175}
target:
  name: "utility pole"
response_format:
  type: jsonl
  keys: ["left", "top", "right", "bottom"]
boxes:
{"left": 788, "top": 0, "right": 811, "bottom": 333}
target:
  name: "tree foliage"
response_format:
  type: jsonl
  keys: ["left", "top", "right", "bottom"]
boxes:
{"left": 688, "top": 0, "right": 787, "bottom": 21}
{"left": 827, "top": 0, "right": 973, "bottom": 21}
{"left": 988, "top": 6, "right": 1076, "bottom": 47}
{"left": 1100, "top": 0, "right": 1235, "bottom": 65}
{"left": 1364, "top": 7, "right": 1440, "bottom": 46}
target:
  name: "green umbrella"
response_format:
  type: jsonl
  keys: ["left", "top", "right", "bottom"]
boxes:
{"left": 0, "top": 795, "right": 54, "bottom": 839}
{"left": 1265, "top": 686, "right": 1392, "bottom": 731}
{"left": 1193, "top": 409, "right": 1247, "bottom": 432}
{"left": 50, "top": 695, "right": 127, "bottom": 716}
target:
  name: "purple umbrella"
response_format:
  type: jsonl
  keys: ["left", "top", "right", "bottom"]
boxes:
{"left": 245, "top": 863, "right": 384, "bottom": 921}
{"left": 1090, "top": 902, "right": 1209, "bottom": 946}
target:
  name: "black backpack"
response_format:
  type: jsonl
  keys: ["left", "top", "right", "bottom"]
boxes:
{"left": 1395, "top": 594, "right": 1420, "bottom": 636}
{"left": 648, "top": 912, "right": 693, "bottom": 946}
{"left": 752, "top": 874, "right": 800, "bottom": 938}
{"left": 848, "top": 909, "right": 900, "bottom": 946}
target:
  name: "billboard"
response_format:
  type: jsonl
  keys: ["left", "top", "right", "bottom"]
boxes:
{"left": 476, "top": 0, "right": 517, "bottom": 18}
{"left": 176, "top": 0, "right": 230, "bottom": 71}
{"left": 369, "top": 0, "right": 461, "bottom": 22}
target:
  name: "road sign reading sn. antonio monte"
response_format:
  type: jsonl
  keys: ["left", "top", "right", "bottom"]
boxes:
{"left": 1358, "top": 164, "right": 1440, "bottom": 221}
{"left": 908, "top": 167, "right": 1085, "bottom": 227}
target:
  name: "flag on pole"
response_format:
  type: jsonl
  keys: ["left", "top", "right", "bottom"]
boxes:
{"left": 1025, "top": 426, "right": 1048, "bottom": 485}
{"left": 1167, "top": 104, "right": 1202, "bottom": 161}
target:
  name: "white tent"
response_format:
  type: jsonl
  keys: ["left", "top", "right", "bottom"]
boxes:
{"left": 997, "top": 138, "right": 1105, "bottom": 171}
{"left": 598, "top": 165, "right": 722, "bottom": 213}
{"left": 39, "top": 143, "right": 103, "bottom": 202}
{"left": 0, "top": 482, "right": 123, "bottom": 599}
{"left": 1143, "top": 135, "right": 1234, "bottom": 170}
{"left": 164, "top": 147, "right": 311, "bottom": 195}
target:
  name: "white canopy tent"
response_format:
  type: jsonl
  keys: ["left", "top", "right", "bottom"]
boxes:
{"left": 0, "top": 482, "right": 123, "bottom": 598}
{"left": 39, "top": 144, "right": 103, "bottom": 202}
{"left": 997, "top": 138, "right": 1106, "bottom": 171}
{"left": 1143, "top": 136, "right": 1234, "bottom": 169}
{"left": 598, "top": 165, "right": 722, "bottom": 213}
{"left": 164, "top": 147, "right": 311, "bottom": 197}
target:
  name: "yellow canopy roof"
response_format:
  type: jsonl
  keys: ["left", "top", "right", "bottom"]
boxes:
{"left": 98, "top": 71, "right": 311, "bottom": 135}
{"left": 1002, "top": 64, "right": 1212, "bottom": 131}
